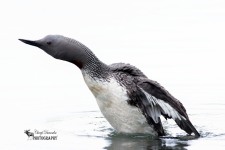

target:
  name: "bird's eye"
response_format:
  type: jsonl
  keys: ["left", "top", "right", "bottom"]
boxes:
{"left": 47, "top": 41, "right": 52, "bottom": 45}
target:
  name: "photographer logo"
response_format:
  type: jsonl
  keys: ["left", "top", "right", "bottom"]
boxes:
{"left": 24, "top": 129, "right": 58, "bottom": 140}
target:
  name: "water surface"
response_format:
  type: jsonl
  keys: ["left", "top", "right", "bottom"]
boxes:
{"left": 43, "top": 101, "right": 225, "bottom": 150}
{"left": 1, "top": 89, "right": 225, "bottom": 150}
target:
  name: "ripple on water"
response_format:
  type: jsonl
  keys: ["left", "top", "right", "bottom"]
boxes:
{"left": 46, "top": 106, "right": 225, "bottom": 150}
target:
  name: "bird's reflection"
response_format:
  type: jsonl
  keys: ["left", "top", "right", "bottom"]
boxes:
{"left": 104, "top": 134, "right": 189, "bottom": 150}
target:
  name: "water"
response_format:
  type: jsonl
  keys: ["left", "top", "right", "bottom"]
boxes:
{"left": 3, "top": 97, "right": 224, "bottom": 150}
{"left": 64, "top": 105, "right": 224, "bottom": 150}
{"left": 56, "top": 103, "right": 225, "bottom": 150}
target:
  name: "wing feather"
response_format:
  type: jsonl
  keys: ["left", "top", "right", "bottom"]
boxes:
{"left": 110, "top": 63, "right": 200, "bottom": 137}
{"left": 137, "top": 79, "right": 200, "bottom": 137}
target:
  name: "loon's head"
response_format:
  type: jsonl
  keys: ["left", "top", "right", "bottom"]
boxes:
{"left": 19, "top": 35, "right": 94, "bottom": 69}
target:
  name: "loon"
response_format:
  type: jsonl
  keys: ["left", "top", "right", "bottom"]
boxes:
{"left": 19, "top": 35, "right": 200, "bottom": 137}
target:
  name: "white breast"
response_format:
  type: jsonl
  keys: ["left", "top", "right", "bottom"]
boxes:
{"left": 82, "top": 72, "right": 157, "bottom": 135}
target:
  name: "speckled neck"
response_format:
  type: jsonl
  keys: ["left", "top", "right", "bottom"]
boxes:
{"left": 81, "top": 57, "right": 110, "bottom": 79}
{"left": 77, "top": 46, "right": 109, "bottom": 79}
{"left": 59, "top": 36, "right": 110, "bottom": 79}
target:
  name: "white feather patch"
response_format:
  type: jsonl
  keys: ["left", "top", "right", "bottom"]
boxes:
{"left": 82, "top": 72, "right": 157, "bottom": 135}
{"left": 140, "top": 88, "right": 184, "bottom": 122}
